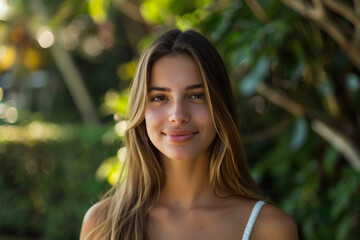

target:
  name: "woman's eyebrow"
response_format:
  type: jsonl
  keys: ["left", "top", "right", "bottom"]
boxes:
{"left": 148, "top": 86, "right": 170, "bottom": 92}
{"left": 148, "top": 84, "right": 203, "bottom": 92}
{"left": 185, "top": 84, "right": 203, "bottom": 90}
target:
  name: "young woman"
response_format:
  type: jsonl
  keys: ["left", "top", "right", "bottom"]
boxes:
{"left": 80, "top": 29, "right": 298, "bottom": 240}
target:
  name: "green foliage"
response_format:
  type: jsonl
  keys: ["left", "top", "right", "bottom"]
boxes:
{"left": 197, "top": 0, "right": 360, "bottom": 239}
{"left": 2, "top": 0, "right": 360, "bottom": 239}
{"left": 88, "top": 0, "right": 111, "bottom": 23}
{"left": 0, "top": 124, "right": 114, "bottom": 239}
{"left": 140, "top": 0, "right": 212, "bottom": 25}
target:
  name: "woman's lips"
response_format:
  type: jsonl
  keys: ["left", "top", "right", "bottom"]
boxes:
{"left": 163, "top": 131, "right": 197, "bottom": 143}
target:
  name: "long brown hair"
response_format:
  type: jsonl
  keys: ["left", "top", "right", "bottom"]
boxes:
{"left": 86, "top": 29, "right": 264, "bottom": 240}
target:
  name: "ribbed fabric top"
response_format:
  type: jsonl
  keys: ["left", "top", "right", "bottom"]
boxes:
{"left": 242, "top": 200, "right": 266, "bottom": 240}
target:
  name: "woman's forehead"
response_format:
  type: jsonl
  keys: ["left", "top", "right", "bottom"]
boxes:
{"left": 149, "top": 54, "right": 203, "bottom": 87}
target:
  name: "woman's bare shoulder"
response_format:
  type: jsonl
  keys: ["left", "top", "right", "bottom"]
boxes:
{"left": 252, "top": 203, "right": 298, "bottom": 240}
{"left": 79, "top": 198, "right": 110, "bottom": 240}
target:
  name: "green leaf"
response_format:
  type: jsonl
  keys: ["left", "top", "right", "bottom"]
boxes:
{"left": 331, "top": 189, "right": 350, "bottom": 219}
{"left": 88, "top": 0, "right": 110, "bottom": 23}
{"left": 336, "top": 215, "right": 353, "bottom": 240}
{"left": 290, "top": 117, "right": 308, "bottom": 150}
{"left": 324, "top": 147, "right": 339, "bottom": 176}
{"left": 346, "top": 73, "right": 360, "bottom": 92}
{"left": 238, "top": 57, "right": 269, "bottom": 96}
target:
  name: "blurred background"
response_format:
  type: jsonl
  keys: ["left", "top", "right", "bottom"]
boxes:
{"left": 0, "top": 0, "right": 359, "bottom": 239}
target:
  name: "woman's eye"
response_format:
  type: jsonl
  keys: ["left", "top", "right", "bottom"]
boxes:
{"left": 151, "top": 95, "right": 167, "bottom": 102}
{"left": 190, "top": 93, "right": 205, "bottom": 100}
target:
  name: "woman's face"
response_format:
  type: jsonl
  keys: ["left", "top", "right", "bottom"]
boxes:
{"left": 144, "top": 54, "right": 217, "bottom": 162}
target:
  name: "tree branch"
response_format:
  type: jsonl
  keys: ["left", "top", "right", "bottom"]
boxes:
{"left": 313, "top": 0, "right": 325, "bottom": 16}
{"left": 281, "top": 0, "right": 320, "bottom": 19}
{"left": 282, "top": 0, "right": 360, "bottom": 70}
{"left": 356, "top": 0, "right": 360, "bottom": 16}
{"left": 244, "top": 0, "right": 271, "bottom": 24}
{"left": 49, "top": 42, "right": 99, "bottom": 125}
{"left": 322, "top": 0, "right": 360, "bottom": 28}
{"left": 112, "top": 0, "right": 148, "bottom": 25}
{"left": 31, "top": 0, "right": 99, "bottom": 125}
{"left": 243, "top": 119, "right": 290, "bottom": 143}
{"left": 354, "top": 0, "right": 360, "bottom": 45}
{"left": 256, "top": 83, "right": 305, "bottom": 116}
{"left": 256, "top": 83, "right": 360, "bottom": 171}
{"left": 312, "top": 120, "right": 360, "bottom": 171}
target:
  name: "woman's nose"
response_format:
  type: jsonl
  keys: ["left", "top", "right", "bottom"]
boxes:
{"left": 168, "top": 100, "right": 190, "bottom": 124}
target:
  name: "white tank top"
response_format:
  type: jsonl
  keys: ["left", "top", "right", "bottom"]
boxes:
{"left": 242, "top": 200, "right": 266, "bottom": 240}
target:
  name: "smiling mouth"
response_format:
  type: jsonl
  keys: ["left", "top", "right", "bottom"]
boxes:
{"left": 163, "top": 131, "right": 198, "bottom": 143}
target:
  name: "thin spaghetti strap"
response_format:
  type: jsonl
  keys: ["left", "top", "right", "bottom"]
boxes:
{"left": 242, "top": 200, "right": 266, "bottom": 240}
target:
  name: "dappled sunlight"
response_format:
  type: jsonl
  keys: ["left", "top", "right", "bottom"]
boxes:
{"left": 101, "top": 89, "right": 129, "bottom": 119}
{"left": 0, "top": 121, "right": 69, "bottom": 143}
{"left": 96, "top": 156, "right": 125, "bottom": 186}
{"left": 0, "top": 0, "right": 359, "bottom": 239}
{"left": 117, "top": 60, "right": 137, "bottom": 81}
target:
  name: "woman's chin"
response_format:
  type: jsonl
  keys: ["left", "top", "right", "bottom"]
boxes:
{"left": 160, "top": 152, "right": 198, "bottom": 162}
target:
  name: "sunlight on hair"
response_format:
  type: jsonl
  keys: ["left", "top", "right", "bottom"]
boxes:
{"left": 37, "top": 28, "right": 55, "bottom": 48}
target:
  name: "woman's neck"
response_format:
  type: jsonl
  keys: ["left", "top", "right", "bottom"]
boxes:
{"left": 158, "top": 155, "right": 215, "bottom": 210}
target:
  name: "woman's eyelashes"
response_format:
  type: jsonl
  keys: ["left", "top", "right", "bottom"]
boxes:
{"left": 151, "top": 95, "right": 168, "bottom": 102}
{"left": 189, "top": 92, "right": 205, "bottom": 100}
{"left": 149, "top": 92, "right": 205, "bottom": 102}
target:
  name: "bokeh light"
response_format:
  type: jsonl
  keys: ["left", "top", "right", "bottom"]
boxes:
{"left": 0, "top": 103, "right": 6, "bottom": 118}
{"left": 104, "top": 90, "right": 119, "bottom": 108}
{"left": 0, "top": 122, "right": 69, "bottom": 143}
{"left": 0, "top": 0, "right": 10, "bottom": 21}
{"left": 250, "top": 96, "right": 267, "bottom": 114}
{"left": 0, "top": 45, "right": 16, "bottom": 71}
{"left": 83, "top": 35, "right": 104, "bottom": 56}
{"left": 96, "top": 156, "right": 123, "bottom": 185}
{"left": 0, "top": 87, "right": 3, "bottom": 101}
{"left": 61, "top": 26, "right": 80, "bottom": 50}
{"left": 37, "top": 28, "right": 55, "bottom": 48}
{"left": 117, "top": 147, "right": 127, "bottom": 162}
{"left": 115, "top": 120, "right": 127, "bottom": 136}
{"left": 5, "top": 106, "right": 18, "bottom": 123}
{"left": 24, "top": 48, "right": 41, "bottom": 71}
